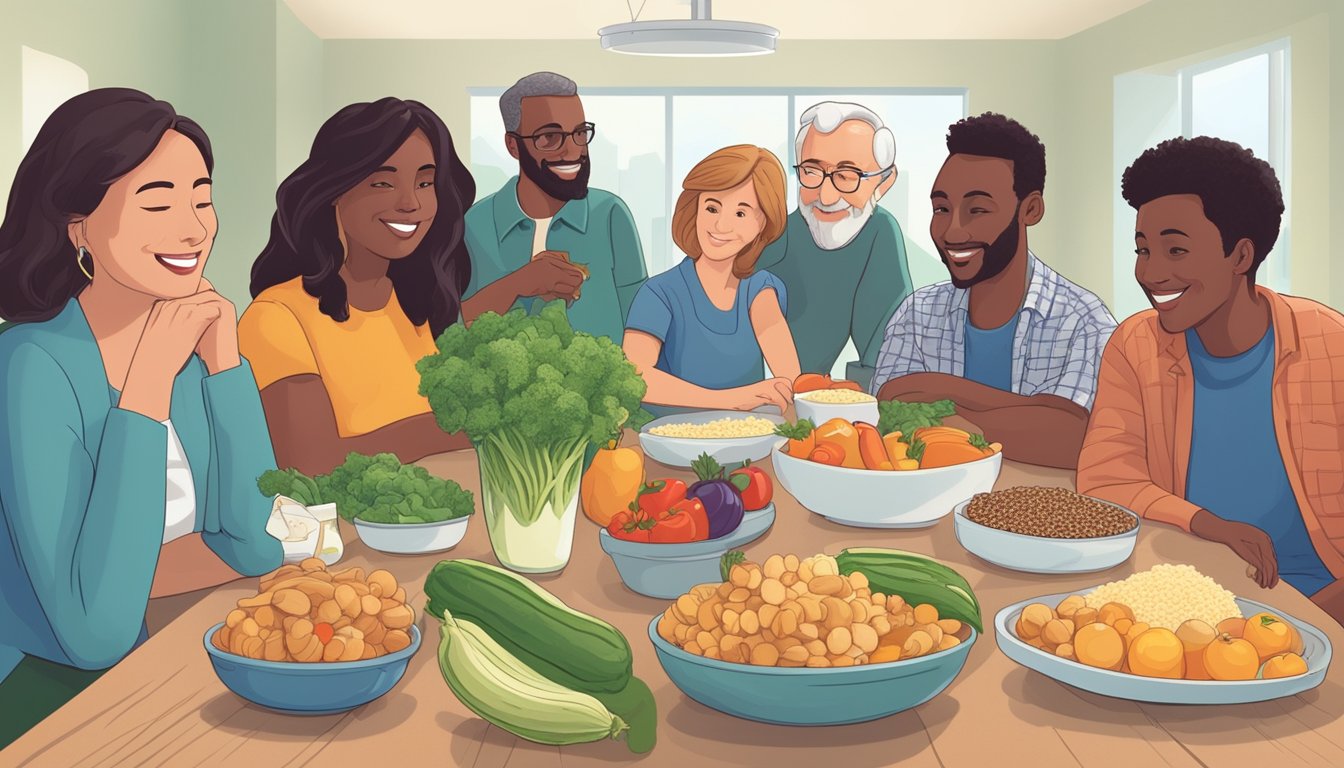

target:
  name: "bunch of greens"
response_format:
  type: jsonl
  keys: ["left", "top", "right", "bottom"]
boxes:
{"left": 877, "top": 399, "right": 957, "bottom": 438}
{"left": 416, "top": 302, "right": 648, "bottom": 527}
{"left": 257, "top": 468, "right": 323, "bottom": 507}
{"left": 321, "top": 452, "right": 475, "bottom": 524}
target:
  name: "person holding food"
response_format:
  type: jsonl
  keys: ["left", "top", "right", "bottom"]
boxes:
{"left": 1078, "top": 137, "right": 1344, "bottom": 627}
{"left": 0, "top": 89, "right": 283, "bottom": 746}
{"left": 870, "top": 113, "right": 1117, "bottom": 469}
{"left": 623, "top": 145, "right": 800, "bottom": 415}
{"left": 240, "top": 98, "right": 474, "bottom": 476}
{"left": 462, "top": 72, "right": 648, "bottom": 345}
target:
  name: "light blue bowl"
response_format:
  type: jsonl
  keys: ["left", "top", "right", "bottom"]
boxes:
{"left": 204, "top": 622, "right": 421, "bottom": 715}
{"left": 649, "top": 616, "right": 976, "bottom": 725}
{"left": 600, "top": 505, "right": 776, "bottom": 598}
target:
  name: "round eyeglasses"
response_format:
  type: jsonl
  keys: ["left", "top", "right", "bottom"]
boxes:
{"left": 508, "top": 123, "right": 596, "bottom": 153}
{"left": 794, "top": 163, "right": 893, "bottom": 194}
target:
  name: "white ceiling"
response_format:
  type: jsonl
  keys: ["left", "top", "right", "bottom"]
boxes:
{"left": 285, "top": 0, "right": 1154, "bottom": 41}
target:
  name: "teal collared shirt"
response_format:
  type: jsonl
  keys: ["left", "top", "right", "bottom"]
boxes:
{"left": 463, "top": 176, "right": 648, "bottom": 344}
{"left": 0, "top": 300, "right": 283, "bottom": 681}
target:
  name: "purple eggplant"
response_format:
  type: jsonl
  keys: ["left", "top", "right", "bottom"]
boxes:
{"left": 688, "top": 453, "right": 748, "bottom": 539}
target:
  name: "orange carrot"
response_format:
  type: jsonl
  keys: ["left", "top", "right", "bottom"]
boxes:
{"left": 856, "top": 423, "right": 893, "bottom": 470}
{"left": 920, "top": 441, "right": 991, "bottom": 469}
{"left": 809, "top": 443, "right": 845, "bottom": 466}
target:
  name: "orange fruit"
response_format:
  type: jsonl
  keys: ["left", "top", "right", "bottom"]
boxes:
{"left": 1217, "top": 616, "right": 1247, "bottom": 638}
{"left": 1175, "top": 619, "right": 1216, "bottom": 680}
{"left": 1074, "top": 623, "right": 1125, "bottom": 671}
{"left": 1261, "top": 653, "right": 1308, "bottom": 679}
{"left": 1243, "top": 612, "right": 1294, "bottom": 661}
{"left": 1127, "top": 628, "right": 1185, "bottom": 679}
{"left": 1203, "top": 633, "right": 1259, "bottom": 680}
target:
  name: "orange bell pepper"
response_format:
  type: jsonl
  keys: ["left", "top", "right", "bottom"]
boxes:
{"left": 814, "top": 418, "right": 864, "bottom": 469}
{"left": 580, "top": 439, "right": 645, "bottom": 526}
{"left": 882, "top": 432, "right": 909, "bottom": 462}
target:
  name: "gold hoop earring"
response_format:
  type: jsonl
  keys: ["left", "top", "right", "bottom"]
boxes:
{"left": 76, "top": 246, "right": 94, "bottom": 280}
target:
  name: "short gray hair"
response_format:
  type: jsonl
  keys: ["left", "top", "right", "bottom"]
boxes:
{"left": 500, "top": 72, "right": 578, "bottom": 132}
{"left": 795, "top": 101, "right": 896, "bottom": 170}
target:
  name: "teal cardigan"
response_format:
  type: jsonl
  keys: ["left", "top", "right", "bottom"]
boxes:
{"left": 0, "top": 300, "right": 282, "bottom": 680}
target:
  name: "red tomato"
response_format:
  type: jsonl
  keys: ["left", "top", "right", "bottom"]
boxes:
{"left": 637, "top": 479, "right": 688, "bottom": 519}
{"left": 608, "top": 509, "right": 652, "bottom": 542}
{"left": 668, "top": 497, "right": 710, "bottom": 541}
{"left": 648, "top": 509, "right": 698, "bottom": 543}
{"left": 730, "top": 464, "right": 773, "bottom": 511}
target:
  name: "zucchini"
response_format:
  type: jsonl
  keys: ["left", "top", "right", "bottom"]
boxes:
{"left": 835, "top": 548, "right": 983, "bottom": 633}
{"left": 425, "top": 559, "right": 633, "bottom": 694}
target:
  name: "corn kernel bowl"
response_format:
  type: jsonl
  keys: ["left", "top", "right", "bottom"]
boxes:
{"left": 649, "top": 616, "right": 976, "bottom": 725}
{"left": 204, "top": 623, "right": 421, "bottom": 714}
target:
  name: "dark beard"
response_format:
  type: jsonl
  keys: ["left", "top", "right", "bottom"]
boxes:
{"left": 518, "top": 144, "right": 590, "bottom": 201}
{"left": 940, "top": 210, "right": 1020, "bottom": 289}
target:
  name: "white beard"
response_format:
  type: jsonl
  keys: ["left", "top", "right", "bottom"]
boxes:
{"left": 799, "top": 192, "right": 878, "bottom": 251}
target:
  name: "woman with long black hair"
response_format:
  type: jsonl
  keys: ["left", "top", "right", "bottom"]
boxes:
{"left": 240, "top": 98, "right": 475, "bottom": 474}
{"left": 0, "top": 88, "right": 282, "bottom": 746}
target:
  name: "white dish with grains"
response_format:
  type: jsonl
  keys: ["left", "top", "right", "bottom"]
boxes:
{"left": 953, "top": 487, "right": 1140, "bottom": 574}
{"left": 792, "top": 389, "right": 880, "bottom": 427}
{"left": 639, "top": 410, "right": 787, "bottom": 468}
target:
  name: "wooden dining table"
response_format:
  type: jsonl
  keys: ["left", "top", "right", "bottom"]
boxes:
{"left": 7, "top": 431, "right": 1344, "bottom": 767}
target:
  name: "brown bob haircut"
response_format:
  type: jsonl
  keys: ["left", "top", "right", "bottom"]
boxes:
{"left": 672, "top": 145, "right": 787, "bottom": 278}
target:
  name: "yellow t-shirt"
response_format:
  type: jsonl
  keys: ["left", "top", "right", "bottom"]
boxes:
{"left": 238, "top": 277, "right": 438, "bottom": 438}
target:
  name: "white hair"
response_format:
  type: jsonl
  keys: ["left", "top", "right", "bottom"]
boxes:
{"left": 500, "top": 72, "right": 578, "bottom": 132}
{"left": 794, "top": 101, "right": 896, "bottom": 170}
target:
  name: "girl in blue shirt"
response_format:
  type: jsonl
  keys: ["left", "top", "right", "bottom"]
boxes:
{"left": 624, "top": 145, "right": 801, "bottom": 414}
{"left": 0, "top": 89, "right": 282, "bottom": 746}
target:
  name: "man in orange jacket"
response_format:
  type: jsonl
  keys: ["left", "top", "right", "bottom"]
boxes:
{"left": 1078, "top": 136, "right": 1344, "bottom": 625}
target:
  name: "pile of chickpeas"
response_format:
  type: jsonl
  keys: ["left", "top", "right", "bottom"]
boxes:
{"left": 656, "top": 553, "right": 966, "bottom": 668}
{"left": 211, "top": 558, "right": 415, "bottom": 663}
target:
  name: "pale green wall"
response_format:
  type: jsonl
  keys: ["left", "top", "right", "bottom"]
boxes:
{"left": 320, "top": 38, "right": 1064, "bottom": 281}
{"left": 0, "top": 0, "right": 322, "bottom": 309}
{"left": 1056, "top": 0, "right": 1337, "bottom": 309}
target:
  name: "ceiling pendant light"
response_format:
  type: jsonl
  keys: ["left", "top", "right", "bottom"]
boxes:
{"left": 598, "top": 0, "right": 779, "bottom": 57}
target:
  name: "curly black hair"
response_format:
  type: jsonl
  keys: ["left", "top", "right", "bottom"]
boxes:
{"left": 945, "top": 112, "right": 1046, "bottom": 199}
{"left": 1121, "top": 136, "right": 1283, "bottom": 279}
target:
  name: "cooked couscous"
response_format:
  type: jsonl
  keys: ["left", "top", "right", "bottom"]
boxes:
{"left": 796, "top": 389, "right": 877, "bottom": 404}
{"left": 1083, "top": 564, "right": 1241, "bottom": 631}
{"left": 647, "top": 416, "right": 778, "bottom": 439}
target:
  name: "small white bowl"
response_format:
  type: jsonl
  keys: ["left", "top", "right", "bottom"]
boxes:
{"left": 352, "top": 516, "right": 471, "bottom": 555}
{"left": 639, "top": 410, "right": 786, "bottom": 468}
{"left": 953, "top": 498, "right": 1139, "bottom": 574}
{"left": 792, "top": 393, "right": 879, "bottom": 427}
{"left": 771, "top": 444, "right": 1001, "bottom": 528}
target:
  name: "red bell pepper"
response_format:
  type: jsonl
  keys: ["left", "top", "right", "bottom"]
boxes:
{"left": 637, "top": 479, "right": 688, "bottom": 520}
{"left": 648, "top": 508, "right": 698, "bottom": 543}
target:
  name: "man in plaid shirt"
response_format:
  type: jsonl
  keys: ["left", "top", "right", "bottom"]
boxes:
{"left": 871, "top": 114, "right": 1116, "bottom": 468}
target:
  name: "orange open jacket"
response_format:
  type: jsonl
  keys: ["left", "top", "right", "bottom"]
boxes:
{"left": 1077, "top": 287, "right": 1344, "bottom": 580}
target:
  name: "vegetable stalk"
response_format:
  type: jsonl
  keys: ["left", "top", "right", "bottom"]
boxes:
{"left": 477, "top": 428, "right": 588, "bottom": 527}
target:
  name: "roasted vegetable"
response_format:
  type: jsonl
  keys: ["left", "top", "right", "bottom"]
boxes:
{"left": 688, "top": 453, "right": 746, "bottom": 539}
{"left": 855, "top": 423, "right": 893, "bottom": 470}
{"left": 814, "top": 418, "right": 864, "bottom": 469}
{"left": 774, "top": 419, "right": 815, "bottom": 458}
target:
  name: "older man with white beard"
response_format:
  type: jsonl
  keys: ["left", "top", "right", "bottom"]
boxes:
{"left": 755, "top": 102, "right": 913, "bottom": 385}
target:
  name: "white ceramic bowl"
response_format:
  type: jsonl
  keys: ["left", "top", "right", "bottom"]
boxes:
{"left": 639, "top": 410, "right": 786, "bottom": 468}
{"left": 792, "top": 393, "right": 880, "bottom": 427}
{"left": 771, "top": 444, "right": 1001, "bottom": 528}
{"left": 996, "top": 592, "right": 1331, "bottom": 704}
{"left": 953, "top": 498, "right": 1139, "bottom": 574}
{"left": 352, "top": 515, "right": 471, "bottom": 555}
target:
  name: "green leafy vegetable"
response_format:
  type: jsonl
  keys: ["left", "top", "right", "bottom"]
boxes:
{"left": 877, "top": 399, "right": 957, "bottom": 437}
{"left": 321, "top": 452, "right": 475, "bottom": 524}
{"left": 774, "top": 419, "right": 815, "bottom": 440}
{"left": 969, "top": 433, "right": 990, "bottom": 450}
{"left": 720, "top": 550, "right": 746, "bottom": 581}
{"left": 905, "top": 437, "right": 927, "bottom": 463}
{"left": 690, "top": 452, "right": 726, "bottom": 482}
{"left": 416, "top": 302, "right": 648, "bottom": 527}
{"left": 257, "top": 468, "right": 323, "bottom": 507}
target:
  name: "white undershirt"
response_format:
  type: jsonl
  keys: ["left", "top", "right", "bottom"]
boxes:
{"left": 531, "top": 217, "right": 552, "bottom": 257}
{"left": 162, "top": 420, "right": 197, "bottom": 544}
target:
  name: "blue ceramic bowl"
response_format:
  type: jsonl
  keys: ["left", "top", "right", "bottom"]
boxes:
{"left": 649, "top": 616, "right": 976, "bottom": 725}
{"left": 203, "top": 623, "right": 421, "bottom": 715}
{"left": 599, "top": 505, "right": 776, "bottom": 598}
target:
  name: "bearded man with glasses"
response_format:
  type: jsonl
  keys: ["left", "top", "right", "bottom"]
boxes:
{"left": 754, "top": 101, "right": 913, "bottom": 388}
{"left": 463, "top": 72, "right": 647, "bottom": 344}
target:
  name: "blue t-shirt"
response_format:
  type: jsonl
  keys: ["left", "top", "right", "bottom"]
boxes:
{"left": 626, "top": 258, "right": 787, "bottom": 396}
{"left": 1185, "top": 325, "right": 1334, "bottom": 597}
{"left": 963, "top": 313, "right": 1019, "bottom": 392}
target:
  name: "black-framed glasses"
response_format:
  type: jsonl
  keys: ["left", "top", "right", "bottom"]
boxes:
{"left": 794, "top": 163, "right": 893, "bottom": 194}
{"left": 508, "top": 122, "right": 596, "bottom": 153}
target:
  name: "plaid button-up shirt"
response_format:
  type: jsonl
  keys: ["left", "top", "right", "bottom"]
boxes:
{"left": 869, "top": 253, "right": 1117, "bottom": 409}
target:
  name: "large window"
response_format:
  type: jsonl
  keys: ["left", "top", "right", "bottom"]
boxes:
{"left": 468, "top": 88, "right": 966, "bottom": 377}
{"left": 1112, "top": 40, "right": 1290, "bottom": 320}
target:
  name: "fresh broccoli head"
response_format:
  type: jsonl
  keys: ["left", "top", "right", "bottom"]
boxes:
{"left": 257, "top": 468, "right": 322, "bottom": 507}
{"left": 319, "top": 452, "right": 474, "bottom": 524}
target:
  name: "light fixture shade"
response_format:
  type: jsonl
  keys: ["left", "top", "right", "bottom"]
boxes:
{"left": 598, "top": 19, "right": 779, "bottom": 57}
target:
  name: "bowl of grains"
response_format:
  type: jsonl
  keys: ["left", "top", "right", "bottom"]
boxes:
{"left": 793, "top": 389, "right": 880, "bottom": 427}
{"left": 953, "top": 487, "right": 1140, "bottom": 574}
{"left": 640, "top": 410, "right": 787, "bottom": 468}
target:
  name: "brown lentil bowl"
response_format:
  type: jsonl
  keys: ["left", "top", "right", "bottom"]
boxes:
{"left": 962, "top": 487, "right": 1139, "bottom": 540}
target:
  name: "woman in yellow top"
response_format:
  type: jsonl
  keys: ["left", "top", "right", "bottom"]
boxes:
{"left": 240, "top": 98, "right": 473, "bottom": 474}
